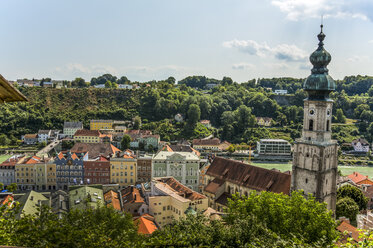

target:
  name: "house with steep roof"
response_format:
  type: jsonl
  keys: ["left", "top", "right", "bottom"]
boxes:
{"left": 70, "top": 142, "right": 121, "bottom": 159}
{"left": 192, "top": 138, "right": 221, "bottom": 152}
{"left": 337, "top": 219, "right": 362, "bottom": 244}
{"left": 133, "top": 214, "right": 158, "bottom": 235}
{"left": 55, "top": 152, "right": 87, "bottom": 190}
{"left": 148, "top": 177, "right": 208, "bottom": 227}
{"left": 121, "top": 186, "right": 147, "bottom": 216}
{"left": 23, "top": 134, "right": 38, "bottom": 145}
{"left": 347, "top": 172, "right": 373, "bottom": 186}
{"left": 104, "top": 190, "right": 121, "bottom": 211}
{"left": 351, "top": 138, "right": 370, "bottom": 153}
{"left": 203, "top": 157, "right": 291, "bottom": 211}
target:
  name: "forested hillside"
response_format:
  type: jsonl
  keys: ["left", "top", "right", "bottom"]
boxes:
{"left": 1, "top": 75, "right": 373, "bottom": 145}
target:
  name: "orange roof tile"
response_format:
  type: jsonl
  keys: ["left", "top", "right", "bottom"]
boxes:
{"left": 337, "top": 221, "right": 362, "bottom": 243}
{"left": 71, "top": 153, "right": 79, "bottom": 160}
{"left": 110, "top": 144, "right": 121, "bottom": 153}
{"left": 162, "top": 145, "right": 173, "bottom": 152}
{"left": 57, "top": 152, "right": 64, "bottom": 160}
{"left": 122, "top": 187, "right": 145, "bottom": 204}
{"left": 25, "top": 156, "right": 41, "bottom": 164}
{"left": 104, "top": 190, "right": 121, "bottom": 211}
{"left": 134, "top": 215, "right": 158, "bottom": 235}
{"left": 348, "top": 172, "right": 373, "bottom": 184}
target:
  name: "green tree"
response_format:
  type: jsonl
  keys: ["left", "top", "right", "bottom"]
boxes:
{"left": 337, "top": 184, "right": 368, "bottom": 210}
{"left": 71, "top": 77, "right": 87, "bottom": 88}
{"left": 121, "top": 135, "right": 131, "bottom": 150}
{"left": 7, "top": 183, "right": 17, "bottom": 192}
{"left": 0, "top": 134, "right": 10, "bottom": 146}
{"left": 336, "top": 197, "right": 359, "bottom": 222}
{"left": 226, "top": 191, "right": 338, "bottom": 246}
{"left": 187, "top": 104, "right": 201, "bottom": 126}
{"left": 105, "top": 81, "right": 112, "bottom": 88}
{"left": 335, "top": 109, "right": 346, "bottom": 123}
{"left": 133, "top": 116, "right": 141, "bottom": 129}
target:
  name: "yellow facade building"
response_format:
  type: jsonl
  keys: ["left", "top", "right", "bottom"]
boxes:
{"left": 73, "top": 129, "right": 101, "bottom": 143}
{"left": 148, "top": 177, "right": 208, "bottom": 228}
{"left": 90, "top": 120, "right": 113, "bottom": 130}
{"left": 110, "top": 154, "right": 137, "bottom": 188}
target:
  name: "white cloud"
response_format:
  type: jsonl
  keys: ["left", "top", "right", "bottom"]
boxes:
{"left": 232, "top": 63, "right": 255, "bottom": 70}
{"left": 346, "top": 55, "right": 368, "bottom": 62}
{"left": 369, "top": 40, "right": 373, "bottom": 44}
{"left": 223, "top": 39, "right": 307, "bottom": 62}
{"left": 271, "top": 0, "right": 373, "bottom": 21}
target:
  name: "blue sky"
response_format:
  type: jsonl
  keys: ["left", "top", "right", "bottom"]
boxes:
{"left": 1, "top": 0, "right": 373, "bottom": 82}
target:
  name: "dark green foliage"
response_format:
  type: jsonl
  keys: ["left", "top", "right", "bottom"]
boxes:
{"left": 336, "top": 197, "right": 359, "bottom": 222}
{"left": 337, "top": 184, "right": 368, "bottom": 210}
{"left": 121, "top": 134, "right": 131, "bottom": 150}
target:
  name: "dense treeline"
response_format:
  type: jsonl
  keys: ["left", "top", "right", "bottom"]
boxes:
{"left": 1, "top": 74, "right": 373, "bottom": 146}
{"left": 0, "top": 191, "right": 340, "bottom": 247}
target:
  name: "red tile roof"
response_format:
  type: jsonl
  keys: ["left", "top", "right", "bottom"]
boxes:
{"left": 71, "top": 153, "right": 79, "bottom": 160}
{"left": 134, "top": 215, "right": 158, "bottom": 235}
{"left": 122, "top": 187, "right": 145, "bottom": 204}
{"left": 337, "top": 220, "right": 362, "bottom": 243}
{"left": 348, "top": 172, "right": 373, "bottom": 184}
{"left": 71, "top": 143, "right": 121, "bottom": 159}
{"left": 206, "top": 157, "right": 291, "bottom": 194}
{"left": 104, "top": 190, "right": 121, "bottom": 211}
{"left": 24, "top": 134, "right": 37, "bottom": 139}
{"left": 74, "top": 129, "right": 101, "bottom": 137}
{"left": 158, "top": 177, "right": 206, "bottom": 200}
{"left": 57, "top": 152, "right": 64, "bottom": 160}
{"left": 25, "top": 156, "right": 41, "bottom": 164}
{"left": 204, "top": 178, "right": 225, "bottom": 194}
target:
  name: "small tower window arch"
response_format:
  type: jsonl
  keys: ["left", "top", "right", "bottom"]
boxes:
{"left": 326, "top": 120, "right": 330, "bottom": 131}
{"left": 309, "top": 119, "right": 314, "bottom": 131}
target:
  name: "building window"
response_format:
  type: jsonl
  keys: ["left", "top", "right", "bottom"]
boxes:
{"left": 309, "top": 119, "right": 314, "bottom": 131}
{"left": 305, "top": 178, "right": 308, "bottom": 184}
{"left": 326, "top": 120, "right": 330, "bottom": 131}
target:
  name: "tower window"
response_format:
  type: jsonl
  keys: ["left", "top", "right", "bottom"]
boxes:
{"left": 326, "top": 120, "right": 330, "bottom": 131}
{"left": 305, "top": 178, "right": 308, "bottom": 184}
{"left": 309, "top": 119, "right": 314, "bottom": 131}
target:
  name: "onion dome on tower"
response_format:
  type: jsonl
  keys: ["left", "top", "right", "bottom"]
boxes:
{"left": 303, "top": 24, "right": 335, "bottom": 100}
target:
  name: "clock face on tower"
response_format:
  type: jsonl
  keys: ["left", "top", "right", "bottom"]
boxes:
{"left": 309, "top": 109, "right": 315, "bottom": 116}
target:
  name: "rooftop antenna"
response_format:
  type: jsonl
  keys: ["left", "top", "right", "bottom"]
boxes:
{"left": 321, "top": 14, "right": 324, "bottom": 31}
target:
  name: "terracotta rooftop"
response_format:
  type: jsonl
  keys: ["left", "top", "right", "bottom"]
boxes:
{"left": 0, "top": 155, "right": 25, "bottom": 167}
{"left": 134, "top": 214, "right": 158, "bottom": 235}
{"left": 206, "top": 157, "right": 291, "bottom": 194}
{"left": 348, "top": 172, "right": 373, "bottom": 184}
{"left": 193, "top": 138, "right": 220, "bottom": 146}
{"left": 25, "top": 156, "right": 42, "bottom": 164}
{"left": 104, "top": 190, "right": 121, "bottom": 211}
{"left": 122, "top": 187, "right": 145, "bottom": 204}
{"left": 156, "top": 177, "right": 206, "bottom": 201}
{"left": 337, "top": 220, "right": 361, "bottom": 243}
{"left": 74, "top": 129, "right": 101, "bottom": 137}
{"left": 24, "top": 134, "right": 37, "bottom": 139}
{"left": 204, "top": 178, "right": 225, "bottom": 194}
{"left": 70, "top": 143, "right": 121, "bottom": 159}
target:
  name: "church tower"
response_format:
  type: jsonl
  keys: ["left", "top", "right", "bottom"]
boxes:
{"left": 291, "top": 25, "right": 338, "bottom": 213}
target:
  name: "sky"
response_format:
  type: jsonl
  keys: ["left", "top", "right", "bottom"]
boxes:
{"left": 1, "top": 0, "right": 373, "bottom": 83}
